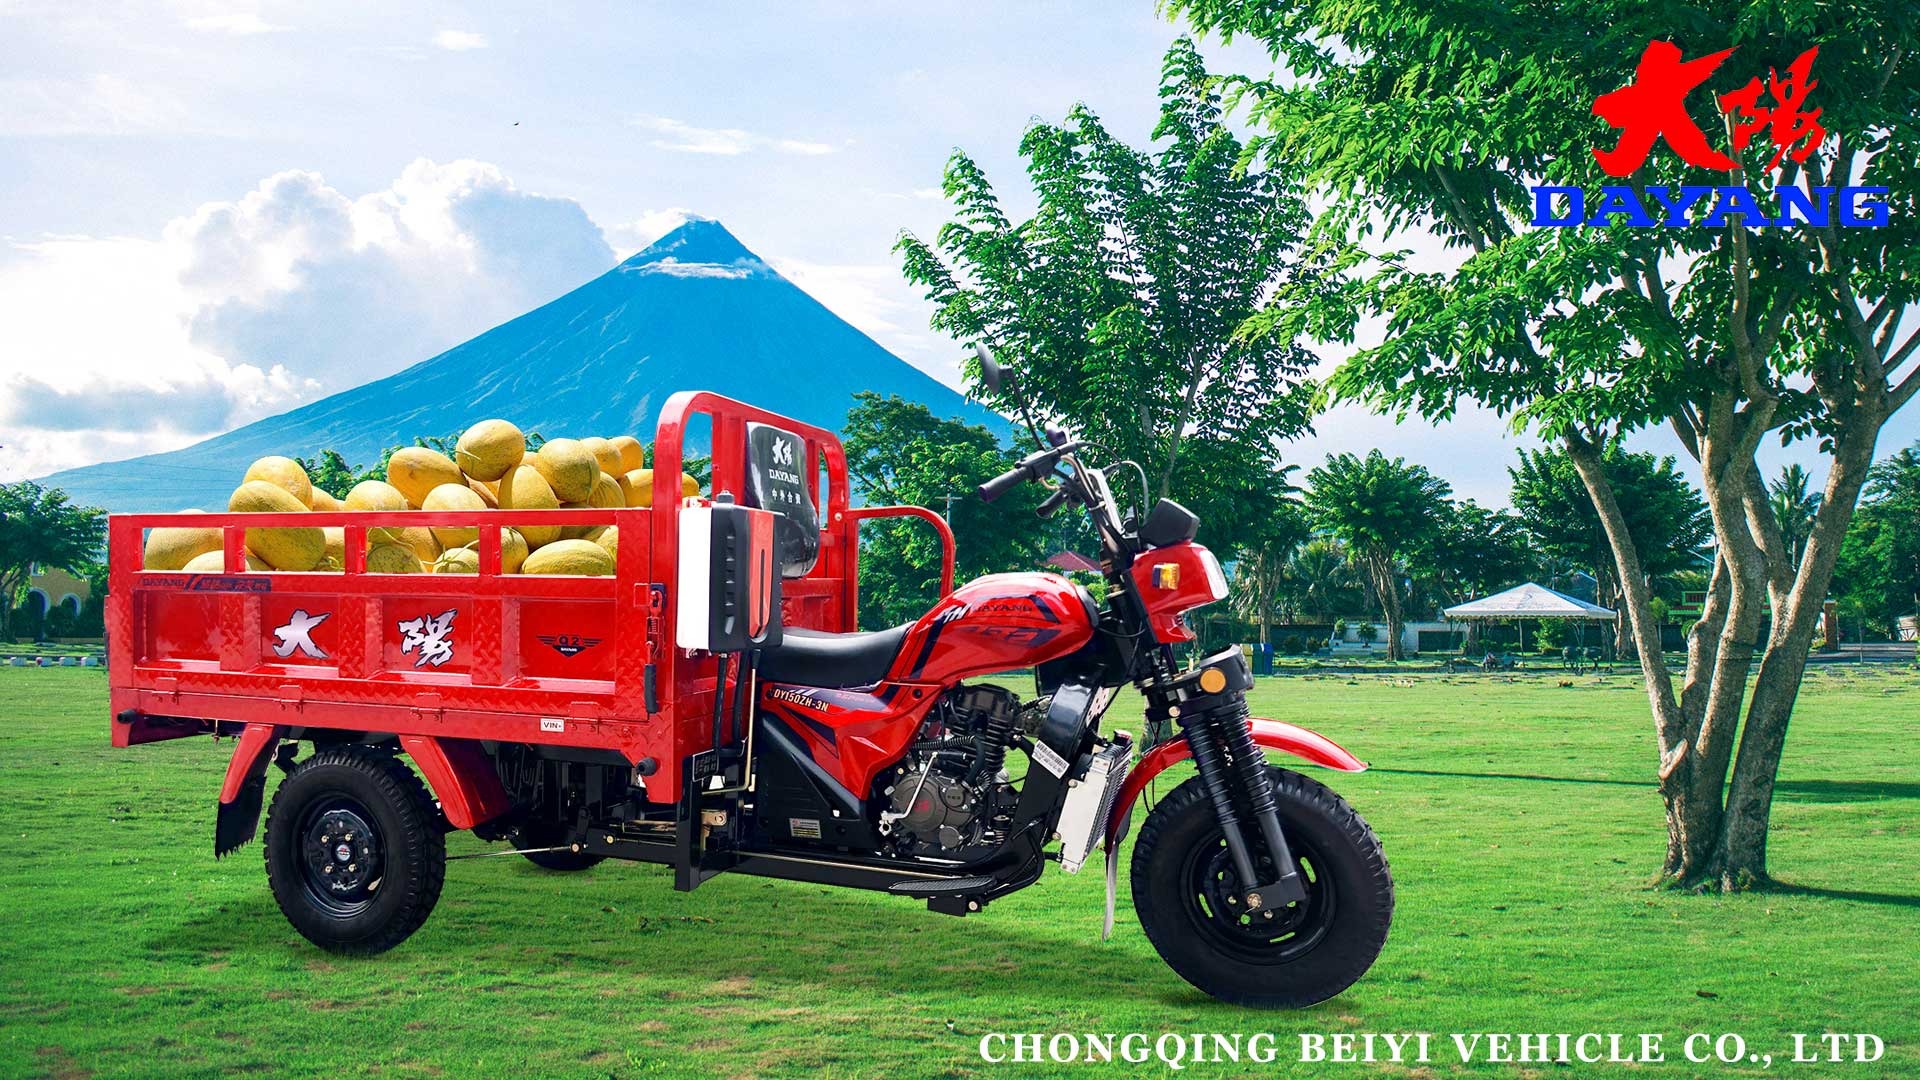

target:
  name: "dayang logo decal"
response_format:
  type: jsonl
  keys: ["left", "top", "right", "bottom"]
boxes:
{"left": 1533, "top": 41, "right": 1888, "bottom": 229}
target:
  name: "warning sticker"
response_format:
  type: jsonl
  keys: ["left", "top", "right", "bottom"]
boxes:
{"left": 788, "top": 818, "right": 822, "bottom": 839}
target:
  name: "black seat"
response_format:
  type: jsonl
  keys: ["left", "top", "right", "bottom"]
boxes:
{"left": 758, "top": 624, "right": 913, "bottom": 689}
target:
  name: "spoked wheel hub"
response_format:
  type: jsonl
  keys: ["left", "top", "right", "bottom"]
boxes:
{"left": 299, "top": 801, "right": 384, "bottom": 915}
{"left": 1182, "top": 827, "right": 1337, "bottom": 964}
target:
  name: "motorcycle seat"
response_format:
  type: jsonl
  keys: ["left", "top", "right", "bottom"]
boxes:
{"left": 758, "top": 624, "right": 913, "bottom": 689}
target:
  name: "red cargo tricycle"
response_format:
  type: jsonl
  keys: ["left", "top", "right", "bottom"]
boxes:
{"left": 107, "top": 365, "right": 1392, "bottom": 1007}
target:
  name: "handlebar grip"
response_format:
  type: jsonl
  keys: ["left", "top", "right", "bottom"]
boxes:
{"left": 1035, "top": 487, "right": 1071, "bottom": 518}
{"left": 977, "top": 466, "right": 1028, "bottom": 503}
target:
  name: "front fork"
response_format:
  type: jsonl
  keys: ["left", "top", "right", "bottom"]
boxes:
{"left": 1153, "top": 651, "right": 1307, "bottom": 911}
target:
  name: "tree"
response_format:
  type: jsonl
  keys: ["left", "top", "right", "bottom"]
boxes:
{"left": 1173, "top": 0, "right": 1920, "bottom": 888}
{"left": 1768, "top": 463, "right": 1822, "bottom": 570}
{"left": 1509, "top": 445, "right": 1712, "bottom": 648}
{"left": 896, "top": 38, "right": 1332, "bottom": 556}
{"left": 842, "top": 393, "right": 1050, "bottom": 628}
{"left": 1305, "top": 451, "right": 1450, "bottom": 660}
{"left": 1229, "top": 484, "right": 1310, "bottom": 644}
{"left": 1422, "top": 499, "right": 1535, "bottom": 608}
{"left": 1283, "top": 538, "right": 1362, "bottom": 624}
{"left": 0, "top": 482, "right": 107, "bottom": 642}
{"left": 1833, "top": 445, "right": 1920, "bottom": 634}
{"left": 297, "top": 450, "right": 385, "bottom": 500}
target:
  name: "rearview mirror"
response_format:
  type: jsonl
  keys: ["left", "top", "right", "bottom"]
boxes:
{"left": 974, "top": 343, "right": 1006, "bottom": 394}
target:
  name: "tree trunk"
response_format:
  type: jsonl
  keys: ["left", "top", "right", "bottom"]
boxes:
{"left": 1366, "top": 554, "right": 1406, "bottom": 661}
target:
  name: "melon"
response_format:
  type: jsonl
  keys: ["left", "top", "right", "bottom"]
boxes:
{"left": 558, "top": 501, "right": 594, "bottom": 540}
{"left": 183, "top": 549, "right": 270, "bottom": 572}
{"left": 522, "top": 538, "right": 616, "bottom": 576}
{"left": 422, "top": 482, "right": 486, "bottom": 548}
{"left": 228, "top": 481, "right": 325, "bottom": 571}
{"left": 585, "top": 525, "right": 618, "bottom": 561}
{"left": 467, "top": 477, "right": 500, "bottom": 508}
{"left": 394, "top": 526, "right": 442, "bottom": 565}
{"left": 497, "top": 465, "right": 562, "bottom": 546}
{"left": 433, "top": 547, "right": 479, "bottom": 574}
{"left": 309, "top": 487, "right": 344, "bottom": 511}
{"left": 344, "top": 479, "right": 411, "bottom": 545}
{"left": 322, "top": 526, "right": 345, "bottom": 570}
{"left": 455, "top": 419, "right": 524, "bottom": 481}
{"left": 243, "top": 456, "right": 313, "bottom": 506}
{"left": 499, "top": 527, "right": 530, "bottom": 574}
{"left": 532, "top": 438, "right": 598, "bottom": 502}
{"left": 366, "top": 542, "right": 423, "bottom": 574}
{"left": 609, "top": 435, "right": 644, "bottom": 474}
{"left": 387, "top": 446, "right": 462, "bottom": 508}
{"left": 142, "top": 514, "right": 224, "bottom": 570}
{"left": 581, "top": 436, "right": 625, "bottom": 478}
{"left": 622, "top": 469, "right": 701, "bottom": 508}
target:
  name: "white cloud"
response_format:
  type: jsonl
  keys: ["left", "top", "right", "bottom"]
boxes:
{"left": 601, "top": 208, "right": 695, "bottom": 257}
{"left": 1, "top": 159, "right": 616, "bottom": 480}
{"left": 769, "top": 256, "right": 955, "bottom": 377}
{"left": 632, "top": 115, "right": 835, "bottom": 157}
{"left": 185, "top": 12, "right": 283, "bottom": 34}
{"left": 0, "top": 74, "right": 196, "bottom": 136}
{"left": 432, "top": 29, "right": 488, "bottom": 51}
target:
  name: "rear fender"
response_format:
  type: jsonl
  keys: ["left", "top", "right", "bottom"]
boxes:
{"left": 214, "top": 722, "right": 284, "bottom": 858}
{"left": 399, "top": 735, "right": 512, "bottom": 830}
{"left": 1104, "top": 717, "right": 1366, "bottom": 844}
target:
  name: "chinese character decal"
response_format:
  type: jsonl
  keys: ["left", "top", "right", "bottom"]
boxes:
{"left": 271, "top": 608, "right": 330, "bottom": 659}
{"left": 1591, "top": 40, "right": 1828, "bottom": 178}
{"left": 1720, "top": 47, "right": 1826, "bottom": 172}
{"left": 398, "top": 609, "right": 458, "bottom": 668}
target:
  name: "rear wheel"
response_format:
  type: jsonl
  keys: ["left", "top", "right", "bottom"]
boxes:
{"left": 264, "top": 746, "right": 445, "bottom": 954}
{"left": 510, "top": 819, "right": 604, "bottom": 872}
{"left": 1131, "top": 766, "right": 1392, "bottom": 1008}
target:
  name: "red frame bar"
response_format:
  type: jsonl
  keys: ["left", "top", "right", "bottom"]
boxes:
{"left": 843, "top": 506, "right": 956, "bottom": 597}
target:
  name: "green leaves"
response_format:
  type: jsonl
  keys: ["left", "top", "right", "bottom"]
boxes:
{"left": 895, "top": 38, "right": 1324, "bottom": 556}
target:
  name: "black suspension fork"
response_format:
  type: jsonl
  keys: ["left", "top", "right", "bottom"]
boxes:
{"left": 1161, "top": 650, "right": 1307, "bottom": 910}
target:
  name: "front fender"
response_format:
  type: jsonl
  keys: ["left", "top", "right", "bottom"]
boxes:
{"left": 1104, "top": 717, "right": 1366, "bottom": 844}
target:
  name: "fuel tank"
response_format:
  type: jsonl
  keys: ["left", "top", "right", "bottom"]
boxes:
{"left": 884, "top": 572, "right": 1097, "bottom": 685}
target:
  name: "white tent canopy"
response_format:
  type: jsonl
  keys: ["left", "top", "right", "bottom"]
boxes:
{"left": 1444, "top": 583, "right": 1615, "bottom": 621}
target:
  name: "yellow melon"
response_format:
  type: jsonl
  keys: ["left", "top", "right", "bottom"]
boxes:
{"left": 309, "top": 487, "right": 343, "bottom": 511}
{"left": 622, "top": 469, "right": 702, "bottom": 508}
{"left": 422, "top": 482, "right": 486, "bottom": 549}
{"left": 558, "top": 501, "right": 593, "bottom": 540}
{"left": 581, "top": 436, "right": 624, "bottom": 478}
{"left": 433, "top": 547, "right": 480, "bottom": 574}
{"left": 228, "top": 481, "right": 325, "bottom": 571}
{"left": 467, "top": 477, "right": 499, "bottom": 508}
{"left": 609, "top": 435, "right": 644, "bottom": 474}
{"left": 499, "top": 527, "right": 530, "bottom": 574}
{"left": 387, "top": 446, "right": 462, "bottom": 508}
{"left": 142, "top": 514, "right": 224, "bottom": 570}
{"left": 183, "top": 549, "right": 270, "bottom": 572}
{"left": 344, "top": 479, "right": 411, "bottom": 545}
{"left": 243, "top": 456, "right": 313, "bottom": 506}
{"left": 532, "top": 438, "right": 598, "bottom": 502}
{"left": 585, "top": 525, "right": 618, "bottom": 561}
{"left": 454, "top": 419, "right": 524, "bottom": 481}
{"left": 497, "top": 465, "right": 562, "bottom": 546}
{"left": 522, "top": 538, "right": 616, "bottom": 576}
{"left": 322, "top": 526, "right": 345, "bottom": 570}
{"left": 365, "top": 543, "right": 422, "bottom": 574}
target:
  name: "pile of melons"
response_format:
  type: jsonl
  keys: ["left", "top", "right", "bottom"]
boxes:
{"left": 140, "top": 420, "right": 698, "bottom": 576}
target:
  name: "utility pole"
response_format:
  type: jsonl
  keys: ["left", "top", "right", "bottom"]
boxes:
{"left": 942, "top": 492, "right": 958, "bottom": 522}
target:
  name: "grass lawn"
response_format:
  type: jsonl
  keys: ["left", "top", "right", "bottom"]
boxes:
{"left": 2, "top": 666, "right": 1915, "bottom": 1079}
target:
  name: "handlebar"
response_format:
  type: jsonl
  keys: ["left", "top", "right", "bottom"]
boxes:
{"left": 977, "top": 465, "right": 1030, "bottom": 503}
{"left": 1035, "top": 486, "right": 1071, "bottom": 518}
{"left": 976, "top": 441, "right": 1085, "bottom": 504}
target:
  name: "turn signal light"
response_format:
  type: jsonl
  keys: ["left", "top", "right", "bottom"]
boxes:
{"left": 1151, "top": 563, "right": 1179, "bottom": 589}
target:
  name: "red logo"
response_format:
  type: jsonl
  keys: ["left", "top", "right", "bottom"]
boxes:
{"left": 1592, "top": 41, "right": 1825, "bottom": 177}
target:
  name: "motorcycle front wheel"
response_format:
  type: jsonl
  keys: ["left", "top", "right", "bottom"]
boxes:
{"left": 1131, "top": 765, "right": 1393, "bottom": 1008}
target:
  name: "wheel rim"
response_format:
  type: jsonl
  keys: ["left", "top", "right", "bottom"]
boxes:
{"left": 297, "top": 798, "right": 385, "bottom": 918}
{"left": 1178, "top": 824, "right": 1336, "bottom": 964}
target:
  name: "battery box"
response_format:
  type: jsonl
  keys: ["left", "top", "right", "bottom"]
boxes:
{"left": 675, "top": 494, "right": 783, "bottom": 652}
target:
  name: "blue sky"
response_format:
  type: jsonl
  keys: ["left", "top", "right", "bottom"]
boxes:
{"left": 2, "top": 1, "right": 1911, "bottom": 503}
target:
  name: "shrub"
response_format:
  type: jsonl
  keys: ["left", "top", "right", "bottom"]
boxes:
{"left": 1281, "top": 633, "right": 1305, "bottom": 655}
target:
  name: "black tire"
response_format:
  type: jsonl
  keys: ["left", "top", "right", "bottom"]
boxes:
{"left": 1131, "top": 766, "right": 1392, "bottom": 1008}
{"left": 510, "top": 820, "right": 604, "bottom": 872}
{"left": 263, "top": 746, "right": 446, "bottom": 954}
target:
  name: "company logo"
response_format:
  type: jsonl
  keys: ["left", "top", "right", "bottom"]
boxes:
{"left": 539, "top": 633, "right": 602, "bottom": 657}
{"left": 271, "top": 609, "right": 330, "bottom": 659}
{"left": 397, "top": 609, "right": 457, "bottom": 668}
{"left": 770, "top": 436, "right": 794, "bottom": 467}
{"left": 1534, "top": 41, "right": 1886, "bottom": 229}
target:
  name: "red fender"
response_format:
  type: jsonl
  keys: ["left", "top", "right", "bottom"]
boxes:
{"left": 399, "top": 735, "right": 511, "bottom": 830}
{"left": 1105, "top": 717, "right": 1366, "bottom": 843}
{"left": 215, "top": 722, "right": 284, "bottom": 857}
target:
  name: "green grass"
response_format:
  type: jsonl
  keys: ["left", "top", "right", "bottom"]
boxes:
{"left": 2, "top": 666, "right": 1916, "bottom": 1079}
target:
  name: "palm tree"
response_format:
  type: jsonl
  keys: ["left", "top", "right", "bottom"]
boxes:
{"left": 1770, "top": 464, "right": 1822, "bottom": 570}
{"left": 1283, "top": 538, "right": 1361, "bottom": 624}
{"left": 1306, "top": 451, "right": 1451, "bottom": 660}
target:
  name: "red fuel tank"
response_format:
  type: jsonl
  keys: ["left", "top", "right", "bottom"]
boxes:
{"left": 884, "top": 572, "right": 1096, "bottom": 686}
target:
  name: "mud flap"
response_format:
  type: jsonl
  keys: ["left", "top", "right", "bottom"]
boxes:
{"left": 215, "top": 723, "right": 283, "bottom": 857}
{"left": 1102, "top": 806, "right": 1133, "bottom": 941}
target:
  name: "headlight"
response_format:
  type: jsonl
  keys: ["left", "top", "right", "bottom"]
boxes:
{"left": 1198, "top": 547, "right": 1228, "bottom": 601}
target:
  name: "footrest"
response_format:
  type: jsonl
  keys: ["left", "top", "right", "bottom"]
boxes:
{"left": 887, "top": 875, "right": 996, "bottom": 895}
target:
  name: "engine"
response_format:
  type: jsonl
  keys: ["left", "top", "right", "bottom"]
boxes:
{"left": 878, "top": 684, "right": 1030, "bottom": 859}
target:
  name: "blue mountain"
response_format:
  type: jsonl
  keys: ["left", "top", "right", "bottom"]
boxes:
{"left": 40, "top": 219, "right": 1001, "bottom": 511}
